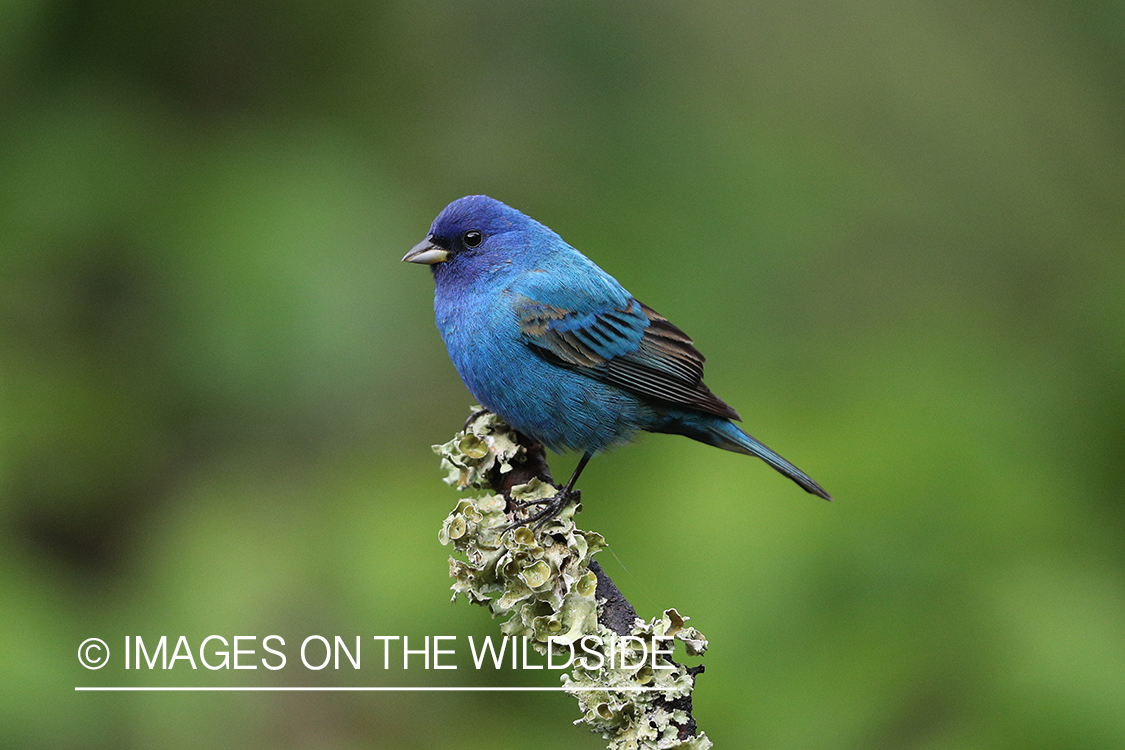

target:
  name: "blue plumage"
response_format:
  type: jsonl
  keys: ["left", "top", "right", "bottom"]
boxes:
{"left": 404, "top": 195, "right": 830, "bottom": 518}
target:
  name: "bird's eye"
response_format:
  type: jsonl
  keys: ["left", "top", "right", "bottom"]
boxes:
{"left": 462, "top": 230, "right": 483, "bottom": 248}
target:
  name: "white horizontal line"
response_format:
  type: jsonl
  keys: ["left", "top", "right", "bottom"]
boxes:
{"left": 75, "top": 686, "right": 664, "bottom": 692}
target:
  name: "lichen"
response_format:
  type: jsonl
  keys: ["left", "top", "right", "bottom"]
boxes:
{"left": 435, "top": 408, "right": 712, "bottom": 750}
{"left": 563, "top": 608, "right": 711, "bottom": 750}
{"left": 432, "top": 407, "right": 525, "bottom": 491}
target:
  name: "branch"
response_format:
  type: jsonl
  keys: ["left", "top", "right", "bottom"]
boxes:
{"left": 434, "top": 408, "right": 712, "bottom": 750}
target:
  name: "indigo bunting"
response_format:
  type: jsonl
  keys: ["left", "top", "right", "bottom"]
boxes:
{"left": 404, "top": 195, "right": 830, "bottom": 522}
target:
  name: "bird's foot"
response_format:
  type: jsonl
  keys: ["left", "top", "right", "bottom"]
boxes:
{"left": 463, "top": 407, "right": 492, "bottom": 430}
{"left": 505, "top": 488, "right": 580, "bottom": 531}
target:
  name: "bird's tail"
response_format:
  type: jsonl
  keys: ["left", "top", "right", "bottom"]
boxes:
{"left": 666, "top": 415, "right": 832, "bottom": 500}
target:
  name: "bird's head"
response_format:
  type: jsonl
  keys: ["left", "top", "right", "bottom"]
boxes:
{"left": 402, "top": 195, "right": 540, "bottom": 280}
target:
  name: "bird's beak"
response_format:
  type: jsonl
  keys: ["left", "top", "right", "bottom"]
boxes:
{"left": 402, "top": 235, "right": 450, "bottom": 265}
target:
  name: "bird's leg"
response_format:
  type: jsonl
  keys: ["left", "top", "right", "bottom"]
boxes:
{"left": 511, "top": 451, "right": 590, "bottom": 508}
{"left": 508, "top": 451, "right": 592, "bottom": 529}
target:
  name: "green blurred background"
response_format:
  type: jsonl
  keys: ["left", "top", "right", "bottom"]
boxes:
{"left": 2, "top": 0, "right": 1123, "bottom": 747}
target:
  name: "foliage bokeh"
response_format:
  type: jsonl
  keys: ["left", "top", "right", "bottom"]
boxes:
{"left": 2, "top": 1, "right": 1123, "bottom": 748}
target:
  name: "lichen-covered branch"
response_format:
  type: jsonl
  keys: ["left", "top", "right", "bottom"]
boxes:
{"left": 434, "top": 408, "right": 712, "bottom": 750}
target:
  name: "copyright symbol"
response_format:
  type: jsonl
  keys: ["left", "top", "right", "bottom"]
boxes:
{"left": 78, "top": 638, "right": 109, "bottom": 669}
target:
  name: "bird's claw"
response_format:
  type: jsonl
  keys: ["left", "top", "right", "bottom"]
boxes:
{"left": 509, "top": 497, "right": 551, "bottom": 509}
{"left": 463, "top": 407, "right": 492, "bottom": 430}
{"left": 505, "top": 489, "right": 578, "bottom": 531}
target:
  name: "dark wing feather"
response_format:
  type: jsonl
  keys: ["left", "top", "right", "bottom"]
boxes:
{"left": 517, "top": 297, "right": 740, "bottom": 421}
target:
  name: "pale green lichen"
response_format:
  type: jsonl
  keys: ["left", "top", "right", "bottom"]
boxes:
{"left": 434, "top": 408, "right": 712, "bottom": 750}
{"left": 432, "top": 407, "right": 525, "bottom": 491}
{"left": 564, "top": 608, "right": 711, "bottom": 750}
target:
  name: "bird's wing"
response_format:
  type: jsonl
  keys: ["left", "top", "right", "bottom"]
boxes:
{"left": 515, "top": 294, "right": 741, "bottom": 421}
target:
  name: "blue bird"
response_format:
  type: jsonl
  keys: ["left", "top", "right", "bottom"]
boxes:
{"left": 404, "top": 195, "right": 830, "bottom": 523}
